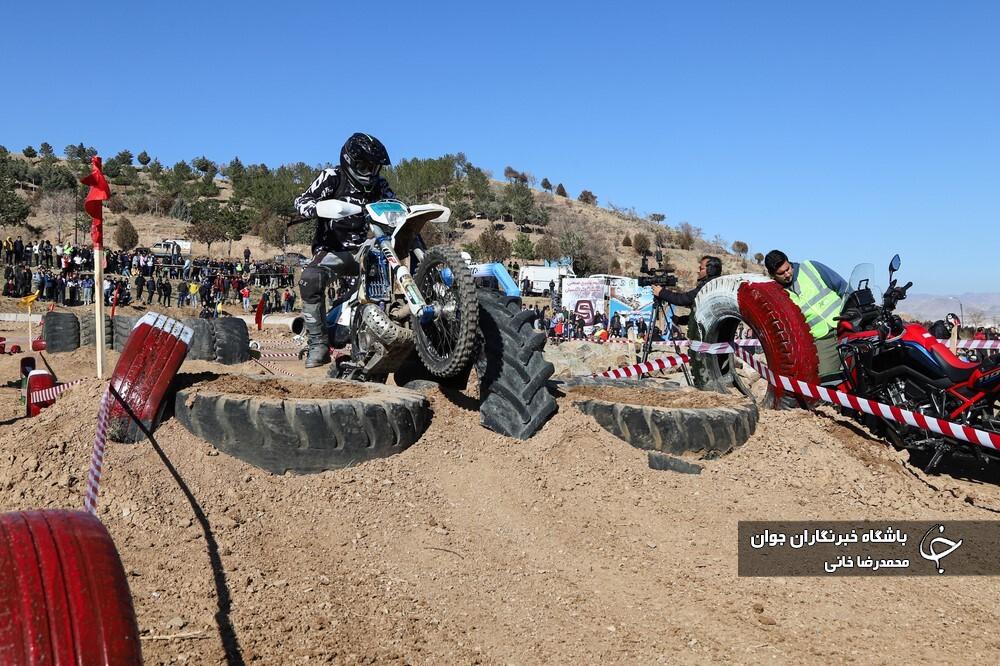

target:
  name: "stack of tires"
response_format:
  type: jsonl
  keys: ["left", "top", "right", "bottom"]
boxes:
{"left": 40, "top": 311, "right": 251, "bottom": 365}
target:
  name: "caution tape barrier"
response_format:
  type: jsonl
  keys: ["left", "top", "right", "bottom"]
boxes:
{"left": 28, "top": 378, "right": 86, "bottom": 404}
{"left": 84, "top": 387, "right": 112, "bottom": 515}
{"left": 732, "top": 347, "right": 1000, "bottom": 451}
{"left": 589, "top": 341, "right": 1000, "bottom": 452}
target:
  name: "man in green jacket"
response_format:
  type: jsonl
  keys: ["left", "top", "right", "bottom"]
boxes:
{"left": 764, "top": 249, "right": 848, "bottom": 383}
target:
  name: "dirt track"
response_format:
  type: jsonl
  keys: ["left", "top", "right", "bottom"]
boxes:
{"left": 3, "top": 345, "right": 1000, "bottom": 664}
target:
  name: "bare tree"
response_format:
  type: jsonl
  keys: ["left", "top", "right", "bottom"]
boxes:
{"left": 39, "top": 191, "right": 76, "bottom": 244}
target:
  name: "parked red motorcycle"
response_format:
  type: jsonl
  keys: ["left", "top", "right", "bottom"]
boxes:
{"left": 836, "top": 255, "right": 1000, "bottom": 472}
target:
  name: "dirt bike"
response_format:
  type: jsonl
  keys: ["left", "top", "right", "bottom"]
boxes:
{"left": 309, "top": 198, "right": 479, "bottom": 382}
{"left": 835, "top": 254, "right": 1000, "bottom": 472}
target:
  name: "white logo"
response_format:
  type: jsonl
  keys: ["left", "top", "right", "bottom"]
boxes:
{"left": 919, "top": 524, "right": 963, "bottom": 574}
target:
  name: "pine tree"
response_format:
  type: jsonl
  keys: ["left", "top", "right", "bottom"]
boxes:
{"left": 113, "top": 217, "right": 139, "bottom": 250}
{"left": 555, "top": 183, "right": 568, "bottom": 197}
{"left": 512, "top": 232, "right": 535, "bottom": 260}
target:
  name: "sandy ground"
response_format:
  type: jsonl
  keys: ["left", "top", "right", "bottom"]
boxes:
{"left": 3, "top": 340, "right": 1000, "bottom": 664}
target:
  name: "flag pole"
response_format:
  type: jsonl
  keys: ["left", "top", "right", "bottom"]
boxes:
{"left": 94, "top": 244, "right": 105, "bottom": 379}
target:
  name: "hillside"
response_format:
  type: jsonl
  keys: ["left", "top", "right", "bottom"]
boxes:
{"left": 454, "top": 185, "right": 763, "bottom": 288}
{"left": 2, "top": 148, "right": 762, "bottom": 292}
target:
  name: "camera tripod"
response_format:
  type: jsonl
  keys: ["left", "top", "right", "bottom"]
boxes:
{"left": 639, "top": 298, "right": 693, "bottom": 386}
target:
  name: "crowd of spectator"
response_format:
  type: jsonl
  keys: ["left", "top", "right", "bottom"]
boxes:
{"left": 2, "top": 235, "right": 299, "bottom": 315}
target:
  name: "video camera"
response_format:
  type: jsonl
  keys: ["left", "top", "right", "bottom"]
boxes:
{"left": 637, "top": 254, "right": 678, "bottom": 288}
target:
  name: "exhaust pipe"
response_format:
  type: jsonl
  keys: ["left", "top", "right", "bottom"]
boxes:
{"left": 289, "top": 316, "right": 305, "bottom": 336}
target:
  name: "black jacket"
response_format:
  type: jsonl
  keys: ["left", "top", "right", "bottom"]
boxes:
{"left": 655, "top": 275, "right": 715, "bottom": 307}
{"left": 294, "top": 166, "right": 396, "bottom": 253}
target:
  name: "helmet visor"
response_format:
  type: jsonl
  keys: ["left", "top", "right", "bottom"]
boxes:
{"left": 351, "top": 158, "right": 381, "bottom": 181}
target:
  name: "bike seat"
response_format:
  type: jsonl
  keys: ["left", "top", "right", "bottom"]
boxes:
{"left": 931, "top": 346, "right": 978, "bottom": 383}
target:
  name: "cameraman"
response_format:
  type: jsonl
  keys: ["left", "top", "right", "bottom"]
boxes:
{"left": 651, "top": 255, "right": 722, "bottom": 310}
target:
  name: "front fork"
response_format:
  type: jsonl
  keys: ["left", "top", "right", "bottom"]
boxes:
{"left": 377, "top": 239, "right": 438, "bottom": 324}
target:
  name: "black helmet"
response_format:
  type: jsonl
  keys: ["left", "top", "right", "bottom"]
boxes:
{"left": 340, "top": 133, "right": 390, "bottom": 192}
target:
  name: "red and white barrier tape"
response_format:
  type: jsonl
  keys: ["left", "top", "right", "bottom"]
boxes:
{"left": 952, "top": 339, "right": 1000, "bottom": 350}
{"left": 732, "top": 348, "right": 1000, "bottom": 451}
{"left": 250, "top": 339, "right": 303, "bottom": 350}
{"left": 259, "top": 359, "right": 298, "bottom": 378}
{"left": 28, "top": 378, "right": 86, "bottom": 404}
{"left": 84, "top": 386, "right": 113, "bottom": 515}
{"left": 259, "top": 351, "right": 301, "bottom": 359}
{"left": 589, "top": 343, "right": 1000, "bottom": 452}
{"left": 597, "top": 354, "right": 690, "bottom": 379}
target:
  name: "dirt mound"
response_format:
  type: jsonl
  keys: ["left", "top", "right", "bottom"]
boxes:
{"left": 567, "top": 385, "right": 747, "bottom": 409}
{"left": 4, "top": 350, "right": 1000, "bottom": 663}
{"left": 184, "top": 375, "right": 368, "bottom": 400}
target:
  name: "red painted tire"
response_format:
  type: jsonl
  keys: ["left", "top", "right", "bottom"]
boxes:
{"left": 688, "top": 274, "right": 819, "bottom": 409}
{"left": 0, "top": 510, "right": 142, "bottom": 665}
{"left": 737, "top": 280, "right": 820, "bottom": 408}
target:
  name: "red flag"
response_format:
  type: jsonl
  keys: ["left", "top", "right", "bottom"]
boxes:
{"left": 255, "top": 296, "right": 265, "bottom": 330}
{"left": 80, "top": 156, "right": 110, "bottom": 248}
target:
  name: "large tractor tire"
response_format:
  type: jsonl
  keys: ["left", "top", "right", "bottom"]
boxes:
{"left": 0, "top": 510, "right": 142, "bottom": 664}
{"left": 181, "top": 317, "right": 216, "bottom": 361}
{"left": 475, "top": 290, "right": 557, "bottom": 439}
{"left": 79, "top": 313, "right": 114, "bottom": 349}
{"left": 174, "top": 377, "right": 431, "bottom": 473}
{"left": 688, "top": 274, "right": 819, "bottom": 409}
{"left": 112, "top": 315, "right": 140, "bottom": 352}
{"left": 42, "top": 311, "right": 80, "bottom": 353}
{"left": 572, "top": 390, "right": 758, "bottom": 458}
{"left": 212, "top": 317, "right": 250, "bottom": 365}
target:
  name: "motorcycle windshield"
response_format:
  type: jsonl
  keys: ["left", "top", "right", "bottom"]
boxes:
{"left": 847, "top": 263, "right": 882, "bottom": 301}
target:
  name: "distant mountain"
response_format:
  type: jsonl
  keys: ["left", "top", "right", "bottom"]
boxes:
{"left": 899, "top": 293, "right": 1000, "bottom": 326}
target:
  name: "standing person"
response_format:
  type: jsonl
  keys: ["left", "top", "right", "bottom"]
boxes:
{"left": 161, "top": 278, "right": 172, "bottom": 307}
{"left": 293, "top": 132, "right": 393, "bottom": 367}
{"left": 177, "top": 278, "right": 188, "bottom": 307}
{"left": 145, "top": 275, "right": 157, "bottom": 305}
{"left": 764, "top": 249, "right": 849, "bottom": 383}
{"left": 243, "top": 246, "right": 251, "bottom": 265}
{"left": 241, "top": 285, "right": 251, "bottom": 312}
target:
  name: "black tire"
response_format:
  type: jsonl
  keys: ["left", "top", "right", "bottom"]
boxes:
{"left": 79, "top": 313, "right": 114, "bottom": 349}
{"left": 41, "top": 312, "right": 80, "bottom": 353}
{"left": 412, "top": 245, "right": 479, "bottom": 378}
{"left": 212, "top": 317, "right": 250, "bottom": 365}
{"left": 572, "top": 391, "right": 758, "bottom": 459}
{"left": 112, "top": 315, "right": 140, "bottom": 352}
{"left": 181, "top": 318, "right": 216, "bottom": 361}
{"left": 555, "top": 376, "right": 683, "bottom": 392}
{"left": 173, "top": 377, "right": 430, "bottom": 474}
{"left": 475, "top": 290, "right": 557, "bottom": 439}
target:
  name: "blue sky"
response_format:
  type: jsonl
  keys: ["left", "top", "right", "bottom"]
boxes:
{"left": 3, "top": 1, "right": 998, "bottom": 293}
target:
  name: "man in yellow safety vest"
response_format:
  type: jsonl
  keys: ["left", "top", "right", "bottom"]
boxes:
{"left": 764, "top": 249, "right": 849, "bottom": 383}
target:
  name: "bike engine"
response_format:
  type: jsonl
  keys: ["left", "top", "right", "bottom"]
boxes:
{"left": 355, "top": 304, "right": 414, "bottom": 377}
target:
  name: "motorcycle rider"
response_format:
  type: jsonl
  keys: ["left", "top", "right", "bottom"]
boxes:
{"left": 294, "top": 133, "right": 394, "bottom": 367}
{"left": 765, "top": 249, "right": 849, "bottom": 383}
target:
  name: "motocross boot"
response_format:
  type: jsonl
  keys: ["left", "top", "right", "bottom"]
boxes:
{"left": 301, "top": 301, "right": 331, "bottom": 368}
